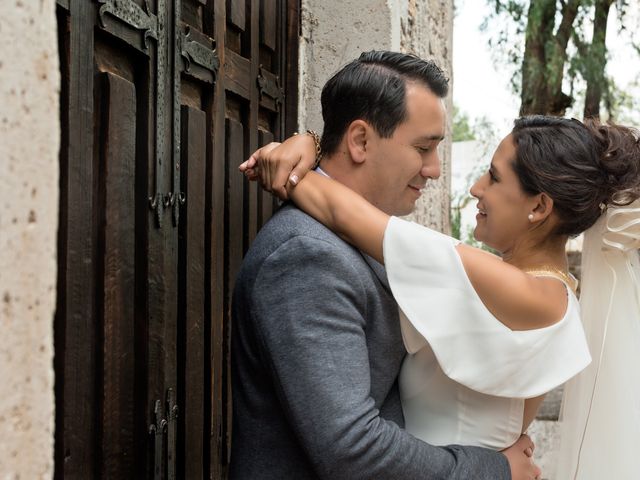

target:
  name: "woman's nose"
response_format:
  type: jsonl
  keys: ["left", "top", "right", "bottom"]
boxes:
{"left": 470, "top": 176, "right": 483, "bottom": 198}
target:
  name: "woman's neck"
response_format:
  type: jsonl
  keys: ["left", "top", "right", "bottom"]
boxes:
{"left": 503, "top": 237, "right": 569, "bottom": 272}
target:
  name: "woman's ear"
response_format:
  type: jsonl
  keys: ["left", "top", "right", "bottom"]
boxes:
{"left": 345, "top": 120, "right": 370, "bottom": 165}
{"left": 531, "top": 192, "right": 554, "bottom": 221}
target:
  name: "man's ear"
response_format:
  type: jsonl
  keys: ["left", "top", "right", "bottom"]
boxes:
{"left": 345, "top": 120, "right": 370, "bottom": 165}
{"left": 531, "top": 192, "right": 554, "bottom": 222}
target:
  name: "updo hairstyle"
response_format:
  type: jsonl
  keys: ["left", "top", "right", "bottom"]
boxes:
{"left": 511, "top": 115, "right": 640, "bottom": 236}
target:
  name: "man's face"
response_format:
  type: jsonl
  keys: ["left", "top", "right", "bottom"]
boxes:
{"left": 364, "top": 83, "right": 446, "bottom": 216}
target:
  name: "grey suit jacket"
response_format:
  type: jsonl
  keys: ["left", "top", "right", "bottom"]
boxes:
{"left": 230, "top": 204, "right": 510, "bottom": 479}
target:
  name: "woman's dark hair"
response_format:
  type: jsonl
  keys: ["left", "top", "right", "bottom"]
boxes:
{"left": 320, "top": 50, "right": 449, "bottom": 155}
{"left": 511, "top": 115, "right": 640, "bottom": 236}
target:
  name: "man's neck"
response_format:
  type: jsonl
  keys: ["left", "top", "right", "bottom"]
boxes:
{"left": 317, "top": 158, "right": 369, "bottom": 200}
{"left": 315, "top": 165, "right": 330, "bottom": 177}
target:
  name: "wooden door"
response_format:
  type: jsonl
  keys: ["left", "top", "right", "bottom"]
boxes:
{"left": 54, "top": 1, "right": 298, "bottom": 478}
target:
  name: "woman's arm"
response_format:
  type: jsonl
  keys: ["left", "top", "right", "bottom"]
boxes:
{"left": 291, "top": 174, "right": 567, "bottom": 331}
{"left": 454, "top": 244, "right": 568, "bottom": 330}
{"left": 291, "top": 173, "right": 389, "bottom": 263}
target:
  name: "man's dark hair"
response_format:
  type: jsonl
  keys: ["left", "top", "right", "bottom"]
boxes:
{"left": 320, "top": 50, "right": 449, "bottom": 156}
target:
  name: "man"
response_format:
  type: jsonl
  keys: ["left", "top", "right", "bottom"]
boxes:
{"left": 230, "top": 51, "right": 540, "bottom": 479}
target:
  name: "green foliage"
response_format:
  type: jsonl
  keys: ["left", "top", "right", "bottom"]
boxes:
{"left": 451, "top": 205, "right": 462, "bottom": 240}
{"left": 452, "top": 105, "right": 497, "bottom": 143}
{"left": 480, "top": 0, "right": 528, "bottom": 93}
{"left": 604, "top": 76, "right": 640, "bottom": 125}
{"left": 452, "top": 105, "right": 477, "bottom": 142}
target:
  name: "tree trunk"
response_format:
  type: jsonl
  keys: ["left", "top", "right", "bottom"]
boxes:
{"left": 520, "top": 0, "right": 556, "bottom": 115}
{"left": 583, "top": 0, "right": 615, "bottom": 118}
{"left": 520, "top": 0, "right": 581, "bottom": 116}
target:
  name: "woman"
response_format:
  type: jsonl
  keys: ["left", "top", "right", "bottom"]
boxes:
{"left": 241, "top": 116, "right": 640, "bottom": 478}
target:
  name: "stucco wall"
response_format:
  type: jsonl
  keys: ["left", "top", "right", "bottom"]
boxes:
{"left": 0, "top": 0, "right": 59, "bottom": 477}
{"left": 400, "top": 0, "right": 454, "bottom": 232}
{"left": 299, "top": 0, "right": 454, "bottom": 232}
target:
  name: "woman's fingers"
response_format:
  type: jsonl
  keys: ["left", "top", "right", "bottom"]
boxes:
{"left": 243, "top": 168, "right": 259, "bottom": 181}
{"left": 258, "top": 155, "right": 273, "bottom": 192}
{"left": 288, "top": 146, "right": 320, "bottom": 186}
{"left": 268, "top": 158, "right": 292, "bottom": 201}
{"left": 239, "top": 142, "right": 281, "bottom": 172}
{"left": 272, "top": 157, "right": 296, "bottom": 199}
{"left": 271, "top": 134, "right": 318, "bottom": 196}
{"left": 238, "top": 157, "right": 253, "bottom": 172}
{"left": 240, "top": 133, "right": 318, "bottom": 201}
{"left": 239, "top": 151, "right": 259, "bottom": 172}
{"left": 263, "top": 142, "right": 306, "bottom": 199}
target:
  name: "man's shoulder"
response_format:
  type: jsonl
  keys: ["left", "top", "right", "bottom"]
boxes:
{"left": 239, "top": 204, "right": 372, "bottom": 281}
{"left": 256, "top": 204, "right": 357, "bottom": 253}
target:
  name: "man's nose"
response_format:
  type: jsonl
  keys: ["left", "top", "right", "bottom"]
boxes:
{"left": 421, "top": 153, "right": 441, "bottom": 180}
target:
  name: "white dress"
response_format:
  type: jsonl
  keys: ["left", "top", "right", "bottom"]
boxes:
{"left": 382, "top": 217, "right": 592, "bottom": 450}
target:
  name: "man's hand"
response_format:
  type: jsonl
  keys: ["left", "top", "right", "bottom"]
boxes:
{"left": 239, "top": 132, "right": 317, "bottom": 200}
{"left": 502, "top": 434, "right": 541, "bottom": 480}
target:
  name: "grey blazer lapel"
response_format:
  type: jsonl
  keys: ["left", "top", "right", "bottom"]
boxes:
{"left": 360, "top": 253, "right": 391, "bottom": 293}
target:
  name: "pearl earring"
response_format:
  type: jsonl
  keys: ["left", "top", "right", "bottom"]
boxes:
{"left": 528, "top": 213, "right": 534, "bottom": 222}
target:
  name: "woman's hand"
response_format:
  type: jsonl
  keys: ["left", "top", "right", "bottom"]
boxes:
{"left": 239, "top": 132, "right": 318, "bottom": 200}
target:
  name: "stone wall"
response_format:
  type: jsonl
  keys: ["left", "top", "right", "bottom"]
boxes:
{"left": 300, "top": 0, "right": 454, "bottom": 232}
{"left": 0, "top": 0, "right": 59, "bottom": 477}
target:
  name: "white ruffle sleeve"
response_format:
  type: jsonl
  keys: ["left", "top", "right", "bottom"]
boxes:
{"left": 383, "top": 216, "right": 591, "bottom": 399}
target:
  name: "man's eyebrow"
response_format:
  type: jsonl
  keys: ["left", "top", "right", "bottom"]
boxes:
{"left": 415, "top": 134, "right": 445, "bottom": 142}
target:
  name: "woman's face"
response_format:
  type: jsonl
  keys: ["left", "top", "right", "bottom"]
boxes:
{"left": 469, "top": 134, "right": 537, "bottom": 253}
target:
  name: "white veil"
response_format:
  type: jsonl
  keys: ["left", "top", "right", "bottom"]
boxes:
{"left": 555, "top": 200, "right": 640, "bottom": 479}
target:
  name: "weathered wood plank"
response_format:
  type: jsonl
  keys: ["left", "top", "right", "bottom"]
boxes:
{"left": 246, "top": 0, "right": 260, "bottom": 249}
{"left": 227, "top": 0, "right": 245, "bottom": 31}
{"left": 260, "top": 0, "right": 277, "bottom": 51}
{"left": 207, "top": 3, "right": 227, "bottom": 477}
{"left": 257, "top": 67, "right": 282, "bottom": 112}
{"left": 54, "top": 10, "right": 70, "bottom": 478}
{"left": 284, "top": 0, "right": 299, "bottom": 137}
{"left": 223, "top": 48, "right": 251, "bottom": 99}
{"left": 224, "top": 117, "right": 245, "bottom": 465}
{"left": 145, "top": 1, "right": 177, "bottom": 477}
{"left": 58, "top": 1, "right": 97, "bottom": 477}
{"left": 100, "top": 71, "right": 137, "bottom": 480}
{"left": 180, "top": 106, "right": 207, "bottom": 480}
{"left": 133, "top": 58, "right": 151, "bottom": 480}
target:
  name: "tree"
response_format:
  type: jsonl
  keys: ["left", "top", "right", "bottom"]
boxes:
{"left": 482, "top": 0, "right": 637, "bottom": 119}
{"left": 580, "top": 0, "right": 615, "bottom": 117}
{"left": 519, "top": 0, "right": 580, "bottom": 115}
